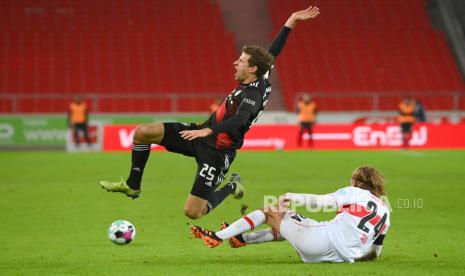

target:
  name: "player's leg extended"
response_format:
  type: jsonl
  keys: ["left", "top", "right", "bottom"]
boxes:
{"left": 183, "top": 195, "right": 209, "bottom": 220}
{"left": 99, "top": 123, "right": 164, "bottom": 198}
{"left": 242, "top": 228, "right": 283, "bottom": 245}
{"left": 226, "top": 206, "right": 286, "bottom": 246}
{"left": 220, "top": 222, "right": 283, "bottom": 248}
{"left": 184, "top": 177, "right": 244, "bottom": 219}
{"left": 206, "top": 172, "right": 243, "bottom": 211}
{"left": 184, "top": 148, "right": 243, "bottom": 219}
{"left": 126, "top": 123, "right": 164, "bottom": 189}
{"left": 183, "top": 160, "right": 221, "bottom": 219}
{"left": 190, "top": 209, "right": 268, "bottom": 248}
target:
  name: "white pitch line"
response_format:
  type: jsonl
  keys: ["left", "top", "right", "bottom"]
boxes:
{"left": 312, "top": 133, "right": 352, "bottom": 140}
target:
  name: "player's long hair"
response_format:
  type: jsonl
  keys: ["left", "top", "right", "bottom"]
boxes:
{"left": 351, "top": 166, "right": 385, "bottom": 197}
{"left": 242, "top": 45, "right": 274, "bottom": 77}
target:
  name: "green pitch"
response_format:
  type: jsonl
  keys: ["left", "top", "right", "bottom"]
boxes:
{"left": 1, "top": 150, "right": 464, "bottom": 275}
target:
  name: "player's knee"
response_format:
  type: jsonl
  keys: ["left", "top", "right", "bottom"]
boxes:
{"left": 133, "top": 124, "right": 147, "bottom": 142}
{"left": 183, "top": 207, "right": 203, "bottom": 220}
{"left": 133, "top": 123, "right": 163, "bottom": 144}
{"left": 133, "top": 124, "right": 157, "bottom": 143}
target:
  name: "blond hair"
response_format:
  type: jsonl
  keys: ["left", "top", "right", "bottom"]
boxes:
{"left": 352, "top": 166, "right": 385, "bottom": 197}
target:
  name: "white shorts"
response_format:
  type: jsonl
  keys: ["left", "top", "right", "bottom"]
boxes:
{"left": 280, "top": 212, "right": 344, "bottom": 263}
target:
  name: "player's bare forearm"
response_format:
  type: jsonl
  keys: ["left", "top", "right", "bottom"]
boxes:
{"left": 268, "top": 5, "right": 320, "bottom": 58}
{"left": 284, "top": 5, "right": 320, "bottom": 29}
{"left": 179, "top": 128, "right": 213, "bottom": 140}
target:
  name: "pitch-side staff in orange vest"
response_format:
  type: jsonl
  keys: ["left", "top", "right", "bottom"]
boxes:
{"left": 398, "top": 97, "right": 416, "bottom": 148}
{"left": 297, "top": 94, "right": 317, "bottom": 147}
{"left": 68, "top": 96, "right": 92, "bottom": 147}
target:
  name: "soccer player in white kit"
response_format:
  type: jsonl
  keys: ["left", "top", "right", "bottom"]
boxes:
{"left": 191, "top": 166, "right": 390, "bottom": 263}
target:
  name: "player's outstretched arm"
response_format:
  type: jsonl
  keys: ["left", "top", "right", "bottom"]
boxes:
{"left": 285, "top": 5, "right": 320, "bottom": 29}
{"left": 268, "top": 5, "right": 320, "bottom": 59}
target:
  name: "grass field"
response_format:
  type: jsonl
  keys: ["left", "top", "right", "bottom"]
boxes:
{"left": 1, "top": 150, "right": 464, "bottom": 275}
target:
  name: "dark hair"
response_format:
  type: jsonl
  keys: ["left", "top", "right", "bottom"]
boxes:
{"left": 352, "top": 166, "right": 386, "bottom": 197}
{"left": 242, "top": 45, "right": 274, "bottom": 77}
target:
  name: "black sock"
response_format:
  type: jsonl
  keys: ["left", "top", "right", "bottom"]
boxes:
{"left": 126, "top": 143, "right": 151, "bottom": 190}
{"left": 206, "top": 182, "right": 235, "bottom": 213}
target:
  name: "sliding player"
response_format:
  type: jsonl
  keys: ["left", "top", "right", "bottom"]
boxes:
{"left": 191, "top": 166, "right": 390, "bottom": 263}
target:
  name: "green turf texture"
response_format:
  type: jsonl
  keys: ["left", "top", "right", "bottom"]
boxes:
{"left": 1, "top": 150, "right": 464, "bottom": 275}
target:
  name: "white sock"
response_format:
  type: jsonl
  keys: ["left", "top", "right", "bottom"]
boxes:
{"left": 243, "top": 228, "right": 282, "bottom": 244}
{"left": 215, "top": 210, "right": 266, "bottom": 240}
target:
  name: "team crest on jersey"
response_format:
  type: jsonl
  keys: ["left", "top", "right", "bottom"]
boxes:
{"left": 360, "top": 234, "right": 368, "bottom": 244}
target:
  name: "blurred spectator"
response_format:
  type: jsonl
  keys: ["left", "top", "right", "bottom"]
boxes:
{"left": 414, "top": 99, "right": 426, "bottom": 122}
{"left": 68, "top": 96, "right": 91, "bottom": 147}
{"left": 210, "top": 98, "right": 222, "bottom": 114}
{"left": 398, "top": 97, "right": 416, "bottom": 148}
{"left": 297, "top": 94, "right": 317, "bottom": 147}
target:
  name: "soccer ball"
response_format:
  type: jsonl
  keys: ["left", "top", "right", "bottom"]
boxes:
{"left": 108, "top": 220, "right": 136, "bottom": 245}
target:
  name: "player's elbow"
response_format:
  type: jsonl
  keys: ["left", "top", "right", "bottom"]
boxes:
{"left": 355, "top": 250, "right": 378, "bottom": 262}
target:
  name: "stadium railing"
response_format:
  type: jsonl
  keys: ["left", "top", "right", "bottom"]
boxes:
{"left": 1, "top": 92, "right": 465, "bottom": 113}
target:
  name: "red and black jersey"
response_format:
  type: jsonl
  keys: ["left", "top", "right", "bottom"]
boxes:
{"left": 201, "top": 78, "right": 271, "bottom": 150}
{"left": 200, "top": 26, "right": 292, "bottom": 150}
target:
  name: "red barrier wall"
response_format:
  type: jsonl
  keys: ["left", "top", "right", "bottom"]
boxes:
{"left": 103, "top": 124, "right": 465, "bottom": 151}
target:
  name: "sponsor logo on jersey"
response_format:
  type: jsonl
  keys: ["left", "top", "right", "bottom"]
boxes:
{"left": 249, "top": 81, "right": 259, "bottom": 88}
{"left": 243, "top": 98, "right": 256, "bottom": 106}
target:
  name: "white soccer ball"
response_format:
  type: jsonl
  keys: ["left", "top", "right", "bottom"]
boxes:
{"left": 108, "top": 220, "right": 136, "bottom": 245}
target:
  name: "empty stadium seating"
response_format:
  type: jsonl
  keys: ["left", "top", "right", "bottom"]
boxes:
{"left": 0, "top": 0, "right": 237, "bottom": 112}
{"left": 269, "top": 0, "right": 465, "bottom": 111}
{"left": 1, "top": 0, "right": 464, "bottom": 113}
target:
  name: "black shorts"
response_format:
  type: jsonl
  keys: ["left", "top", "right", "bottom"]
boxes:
{"left": 300, "top": 122, "right": 313, "bottom": 130}
{"left": 400, "top": 122, "right": 413, "bottom": 133}
{"left": 73, "top": 123, "right": 88, "bottom": 131}
{"left": 160, "top": 122, "right": 236, "bottom": 200}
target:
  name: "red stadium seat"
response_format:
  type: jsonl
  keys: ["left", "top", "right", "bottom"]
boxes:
{"left": 0, "top": 0, "right": 236, "bottom": 113}
{"left": 269, "top": 0, "right": 465, "bottom": 111}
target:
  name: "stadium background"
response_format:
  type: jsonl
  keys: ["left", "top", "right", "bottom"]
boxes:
{"left": 1, "top": 0, "right": 465, "bottom": 275}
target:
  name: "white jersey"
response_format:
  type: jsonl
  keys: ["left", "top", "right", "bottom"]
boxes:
{"left": 325, "top": 186, "right": 390, "bottom": 262}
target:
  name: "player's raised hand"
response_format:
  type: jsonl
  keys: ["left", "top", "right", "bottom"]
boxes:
{"left": 179, "top": 128, "right": 213, "bottom": 140}
{"left": 285, "top": 5, "right": 320, "bottom": 29}
{"left": 294, "top": 6, "right": 320, "bottom": 20}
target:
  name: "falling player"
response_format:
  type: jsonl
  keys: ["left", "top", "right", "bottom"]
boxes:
{"left": 99, "top": 6, "right": 320, "bottom": 219}
{"left": 191, "top": 166, "right": 390, "bottom": 263}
